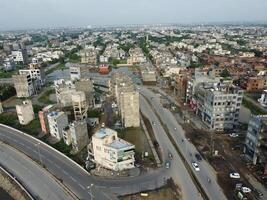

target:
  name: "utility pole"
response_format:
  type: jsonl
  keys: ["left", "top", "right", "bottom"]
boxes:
{"left": 35, "top": 142, "right": 43, "bottom": 166}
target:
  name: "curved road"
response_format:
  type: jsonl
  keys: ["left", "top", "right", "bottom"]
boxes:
{"left": 0, "top": 127, "right": 166, "bottom": 199}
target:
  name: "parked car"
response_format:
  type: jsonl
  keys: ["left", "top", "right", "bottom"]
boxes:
{"left": 165, "top": 161, "right": 170, "bottom": 169}
{"left": 152, "top": 121, "right": 156, "bottom": 125}
{"left": 195, "top": 153, "right": 202, "bottom": 161}
{"left": 241, "top": 187, "right": 251, "bottom": 193}
{"left": 192, "top": 162, "right": 200, "bottom": 171}
{"left": 229, "top": 133, "right": 239, "bottom": 138}
{"left": 230, "top": 172, "right": 240, "bottom": 179}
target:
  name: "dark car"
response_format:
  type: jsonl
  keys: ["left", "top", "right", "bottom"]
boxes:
{"left": 195, "top": 153, "right": 202, "bottom": 161}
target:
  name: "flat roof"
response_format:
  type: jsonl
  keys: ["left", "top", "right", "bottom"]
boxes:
{"left": 107, "top": 139, "right": 134, "bottom": 149}
{"left": 94, "top": 128, "right": 116, "bottom": 139}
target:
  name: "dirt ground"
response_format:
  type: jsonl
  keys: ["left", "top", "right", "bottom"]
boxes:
{"left": 120, "top": 179, "right": 181, "bottom": 200}
{"left": 183, "top": 122, "right": 258, "bottom": 199}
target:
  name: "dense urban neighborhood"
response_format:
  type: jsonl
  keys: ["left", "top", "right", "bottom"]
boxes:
{"left": 0, "top": 24, "right": 267, "bottom": 200}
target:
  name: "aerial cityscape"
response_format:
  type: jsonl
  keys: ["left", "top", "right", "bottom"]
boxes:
{"left": 0, "top": 1, "right": 267, "bottom": 200}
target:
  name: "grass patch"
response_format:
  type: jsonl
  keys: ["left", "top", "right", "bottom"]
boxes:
{"left": 0, "top": 70, "right": 17, "bottom": 78}
{"left": 0, "top": 112, "right": 41, "bottom": 136}
{"left": 38, "top": 89, "right": 55, "bottom": 104}
{"left": 242, "top": 98, "right": 267, "bottom": 115}
{"left": 88, "top": 109, "right": 102, "bottom": 118}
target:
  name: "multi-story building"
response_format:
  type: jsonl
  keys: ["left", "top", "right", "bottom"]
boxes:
{"left": 47, "top": 111, "right": 68, "bottom": 140}
{"left": 194, "top": 82, "right": 243, "bottom": 131}
{"left": 3, "top": 57, "right": 15, "bottom": 71}
{"left": 16, "top": 100, "right": 35, "bottom": 125}
{"left": 54, "top": 79, "right": 76, "bottom": 107}
{"left": 91, "top": 127, "right": 135, "bottom": 171}
{"left": 242, "top": 77, "right": 265, "bottom": 92}
{"left": 258, "top": 90, "right": 267, "bottom": 107}
{"left": 119, "top": 89, "right": 140, "bottom": 127}
{"left": 141, "top": 69, "right": 157, "bottom": 84}
{"left": 72, "top": 91, "right": 88, "bottom": 121}
{"left": 173, "top": 73, "right": 188, "bottom": 102}
{"left": 38, "top": 105, "right": 56, "bottom": 134}
{"left": 75, "top": 79, "right": 95, "bottom": 107}
{"left": 186, "top": 69, "right": 220, "bottom": 107}
{"left": 111, "top": 73, "right": 140, "bottom": 127}
{"left": 12, "top": 74, "right": 35, "bottom": 98}
{"left": 63, "top": 120, "right": 89, "bottom": 153}
{"left": 19, "top": 68, "right": 45, "bottom": 86}
{"left": 11, "top": 49, "right": 28, "bottom": 64}
{"left": 80, "top": 48, "right": 97, "bottom": 65}
{"left": 244, "top": 115, "right": 267, "bottom": 174}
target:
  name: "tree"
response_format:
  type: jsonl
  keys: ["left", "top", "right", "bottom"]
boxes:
{"left": 220, "top": 68, "right": 231, "bottom": 78}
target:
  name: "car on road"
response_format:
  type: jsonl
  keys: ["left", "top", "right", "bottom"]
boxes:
{"left": 195, "top": 153, "right": 202, "bottom": 161}
{"left": 152, "top": 121, "right": 156, "bottom": 125}
{"left": 253, "top": 189, "right": 263, "bottom": 198}
{"left": 165, "top": 161, "right": 171, "bottom": 169}
{"left": 229, "top": 133, "right": 239, "bottom": 138}
{"left": 174, "top": 127, "right": 177, "bottom": 130}
{"left": 229, "top": 172, "right": 240, "bottom": 179}
{"left": 168, "top": 152, "right": 173, "bottom": 160}
{"left": 241, "top": 187, "right": 251, "bottom": 193}
{"left": 192, "top": 162, "right": 200, "bottom": 171}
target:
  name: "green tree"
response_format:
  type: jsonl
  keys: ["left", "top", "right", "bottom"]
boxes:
{"left": 220, "top": 68, "right": 231, "bottom": 78}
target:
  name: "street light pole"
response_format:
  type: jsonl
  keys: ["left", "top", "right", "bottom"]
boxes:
{"left": 35, "top": 142, "right": 43, "bottom": 166}
{"left": 87, "top": 184, "right": 94, "bottom": 200}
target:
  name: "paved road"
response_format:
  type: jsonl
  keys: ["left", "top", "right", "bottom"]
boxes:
{"left": 0, "top": 125, "right": 168, "bottom": 199}
{"left": 140, "top": 87, "right": 227, "bottom": 200}
{"left": 140, "top": 95, "right": 201, "bottom": 200}
{"left": 0, "top": 142, "right": 75, "bottom": 200}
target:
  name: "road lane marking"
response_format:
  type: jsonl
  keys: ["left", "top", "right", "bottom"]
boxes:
{"left": 79, "top": 183, "right": 85, "bottom": 190}
{"left": 69, "top": 176, "right": 77, "bottom": 182}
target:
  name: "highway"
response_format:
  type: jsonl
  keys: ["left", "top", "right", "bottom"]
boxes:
{"left": 140, "top": 86, "right": 227, "bottom": 200}
{"left": 140, "top": 95, "right": 201, "bottom": 199}
{"left": 0, "top": 124, "right": 167, "bottom": 199}
{"left": 0, "top": 142, "right": 75, "bottom": 200}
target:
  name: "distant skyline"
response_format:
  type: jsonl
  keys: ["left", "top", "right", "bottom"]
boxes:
{"left": 0, "top": 0, "right": 267, "bottom": 30}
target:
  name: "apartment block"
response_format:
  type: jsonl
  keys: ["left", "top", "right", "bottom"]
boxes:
{"left": 54, "top": 79, "right": 76, "bottom": 107}
{"left": 194, "top": 82, "right": 243, "bottom": 131}
{"left": 75, "top": 79, "right": 95, "bottom": 107}
{"left": 80, "top": 48, "right": 97, "bottom": 65}
{"left": 19, "top": 68, "right": 45, "bottom": 86}
{"left": 38, "top": 105, "right": 56, "bottom": 134}
{"left": 47, "top": 111, "right": 68, "bottom": 140}
{"left": 119, "top": 90, "right": 140, "bottom": 127}
{"left": 16, "top": 100, "right": 35, "bottom": 125}
{"left": 91, "top": 127, "right": 135, "bottom": 171}
{"left": 244, "top": 115, "right": 267, "bottom": 174}
{"left": 72, "top": 91, "right": 88, "bottom": 121}
{"left": 63, "top": 120, "right": 89, "bottom": 153}
{"left": 12, "top": 74, "right": 35, "bottom": 98}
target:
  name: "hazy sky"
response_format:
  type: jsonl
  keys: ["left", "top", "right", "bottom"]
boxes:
{"left": 0, "top": 0, "right": 267, "bottom": 30}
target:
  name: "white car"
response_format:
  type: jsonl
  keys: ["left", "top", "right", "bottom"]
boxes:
{"left": 229, "top": 172, "right": 240, "bottom": 179}
{"left": 241, "top": 187, "right": 251, "bottom": 193}
{"left": 229, "top": 133, "right": 239, "bottom": 138}
{"left": 192, "top": 162, "right": 200, "bottom": 171}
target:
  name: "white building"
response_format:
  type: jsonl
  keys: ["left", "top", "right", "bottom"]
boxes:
{"left": 3, "top": 57, "right": 15, "bottom": 71}
{"left": 91, "top": 128, "right": 135, "bottom": 171}
{"left": 16, "top": 100, "right": 35, "bottom": 125}
{"left": 11, "top": 50, "right": 27, "bottom": 64}
{"left": 258, "top": 90, "right": 267, "bottom": 107}
{"left": 47, "top": 111, "right": 68, "bottom": 140}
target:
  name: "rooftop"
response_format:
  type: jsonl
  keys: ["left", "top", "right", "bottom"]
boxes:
{"left": 106, "top": 139, "right": 134, "bottom": 149}
{"left": 94, "top": 128, "right": 116, "bottom": 139}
